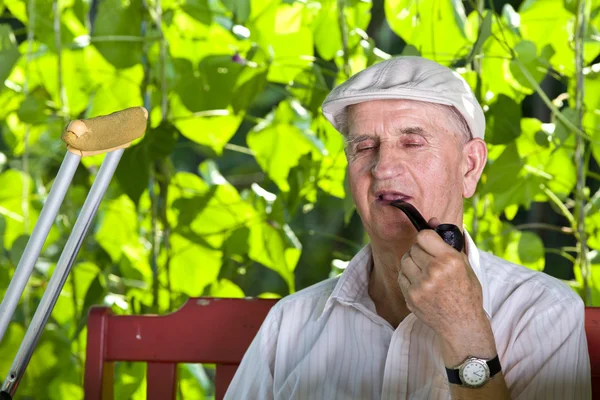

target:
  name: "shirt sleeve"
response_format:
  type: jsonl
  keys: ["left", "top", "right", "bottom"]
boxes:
{"left": 224, "top": 304, "right": 282, "bottom": 399}
{"left": 505, "top": 295, "right": 591, "bottom": 400}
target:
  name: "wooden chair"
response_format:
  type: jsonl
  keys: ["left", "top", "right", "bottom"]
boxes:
{"left": 84, "top": 300, "right": 600, "bottom": 399}
{"left": 84, "top": 297, "right": 277, "bottom": 400}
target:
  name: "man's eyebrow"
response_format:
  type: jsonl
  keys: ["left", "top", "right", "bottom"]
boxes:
{"left": 392, "top": 126, "right": 430, "bottom": 137}
{"left": 344, "top": 134, "right": 376, "bottom": 146}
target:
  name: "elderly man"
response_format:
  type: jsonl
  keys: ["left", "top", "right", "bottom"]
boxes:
{"left": 225, "top": 57, "right": 591, "bottom": 399}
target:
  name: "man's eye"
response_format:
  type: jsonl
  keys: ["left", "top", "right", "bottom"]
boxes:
{"left": 404, "top": 143, "right": 423, "bottom": 148}
{"left": 357, "top": 144, "right": 376, "bottom": 152}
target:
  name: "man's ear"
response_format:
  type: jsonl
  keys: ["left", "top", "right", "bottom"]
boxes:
{"left": 462, "top": 138, "right": 487, "bottom": 198}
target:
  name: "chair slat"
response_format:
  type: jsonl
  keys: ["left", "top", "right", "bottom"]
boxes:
{"left": 216, "top": 365, "right": 239, "bottom": 400}
{"left": 84, "top": 307, "right": 114, "bottom": 400}
{"left": 147, "top": 362, "right": 178, "bottom": 400}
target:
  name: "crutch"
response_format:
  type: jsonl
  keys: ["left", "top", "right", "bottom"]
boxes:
{"left": 0, "top": 106, "right": 148, "bottom": 399}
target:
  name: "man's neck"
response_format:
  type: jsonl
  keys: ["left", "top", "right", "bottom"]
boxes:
{"left": 367, "top": 240, "right": 413, "bottom": 329}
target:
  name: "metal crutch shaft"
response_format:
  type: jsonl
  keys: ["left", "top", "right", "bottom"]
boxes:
{"left": 0, "top": 151, "right": 81, "bottom": 344}
{"left": 0, "top": 149, "right": 125, "bottom": 398}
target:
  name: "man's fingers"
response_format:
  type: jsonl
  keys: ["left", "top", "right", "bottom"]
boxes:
{"left": 398, "top": 270, "right": 410, "bottom": 290}
{"left": 416, "top": 229, "right": 457, "bottom": 256}
{"left": 407, "top": 243, "right": 432, "bottom": 268}
{"left": 400, "top": 253, "right": 422, "bottom": 283}
{"left": 428, "top": 217, "right": 440, "bottom": 228}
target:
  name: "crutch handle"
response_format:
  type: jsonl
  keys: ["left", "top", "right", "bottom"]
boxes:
{"left": 61, "top": 106, "right": 148, "bottom": 157}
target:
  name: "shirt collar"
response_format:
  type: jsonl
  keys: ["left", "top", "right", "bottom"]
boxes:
{"left": 320, "top": 228, "right": 493, "bottom": 320}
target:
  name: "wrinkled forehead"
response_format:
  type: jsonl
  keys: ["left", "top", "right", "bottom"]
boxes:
{"left": 346, "top": 99, "right": 454, "bottom": 138}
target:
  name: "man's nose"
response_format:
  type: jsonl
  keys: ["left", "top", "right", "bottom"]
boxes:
{"left": 371, "top": 145, "right": 406, "bottom": 180}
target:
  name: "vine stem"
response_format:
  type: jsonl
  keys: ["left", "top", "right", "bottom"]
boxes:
{"left": 154, "top": 0, "right": 173, "bottom": 312}
{"left": 574, "top": 0, "right": 591, "bottom": 305}
{"left": 541, "top": 185, "right": 575, "bottom": 228}
{"left": 337, "top": 0, "right": 351, "bottom": 79}
{"left": 139, "top": 0, "right": 159, "bottom": 313}
{"left": 54, "top": 0, "right": 81, "bottom": 356}
{"left": 20, "top": 0, "right": 36, "bottom": 328}
{"left": 471, "top": 0, "right": 485, "bottom": 239}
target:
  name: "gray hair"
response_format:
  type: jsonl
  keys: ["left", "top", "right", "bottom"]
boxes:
{"left": 336, "top": 101, "right": 473, "bottom": 145}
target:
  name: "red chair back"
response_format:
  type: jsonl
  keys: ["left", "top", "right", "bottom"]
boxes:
{"left": 84, "top": 300, "right": 600, "bottom": 399}
{"left": 84, "top": 297, "right": 277, "bottom": 400}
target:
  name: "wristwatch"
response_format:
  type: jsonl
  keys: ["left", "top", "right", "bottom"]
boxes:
{"left": 445, "top": 355, "right": 501, "bottom": 388}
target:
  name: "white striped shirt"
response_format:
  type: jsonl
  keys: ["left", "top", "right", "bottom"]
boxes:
{"left": 225, "top": 230, "right": 591, "bottom": 399}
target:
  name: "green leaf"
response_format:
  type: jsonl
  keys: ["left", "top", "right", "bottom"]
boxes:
{"left": 482, "top": 142, "right": 524, "bottom": 194}
{"left": 553, "top": 107, "right": 578, "bottom": 144}
{"left": 266, "top": 26, "right": 314, "bottom": 84}
{"left": 0, "top": 170, "right": 38, "bottom": 249}
{"left": 170, "top": 233, "right": 222, "bottom": 296}
{"left": 479, "top": 15, "right": 523, "bottom": 101}
{"left": 287, "top": 64, "right": 331, "bottom": 115}
{"left": 173, "top": 55, "right": 244, "bottom": 112}
{"left": 247, "top": 101, "right": 318, "bottom": 192}
{"left": 315, "top": 115, "right": 347, "bottom": 199}
{"left": 115, "top": 145, "right": 151, "bottom": 205}
{"left": 312, "top": 0, "right": 342, "bottom": 60}
{"left": 249, "top": 221, "right": 299, "bottom": 292}
{"left": 220, "top": 0, "right": 250, "bottom": 24}
{"left": 181, "top": 0, "right": 213, "bottom": 25}
{"left": 9, "top": 234, "right": 29, "bottom": 269}
{"left": 70, "top": 273, "right": 106, "bottom": 339}
{"left": 232, "top": 62, "right": 269, "bottom": 114}
{"left": 87, "top": 61, "right": 144, "bottom": 118}
{"left": 503, "top": 229, "right": 545, "bottom": 271}
{"left": 114, "top": 362, "right": 146, "bottom": 399}
{"left": 583, "top": 72, "right": 600, "bottom": 167}
{"left": 16, "top": 87, "right": 49, "bottom": 125}
{"left": 171, "top": 95, "right": 243, "bottom": 156}
{"left": 144, "top": 120, "right": 179, "bottom": 161}
{"left": 210, "top": 279, "right": 245, "bottom": 297}
{"left": 96, "top": 195, "right": 148, "bottom": 271}
{"left": 517, "top": 118, "right": 576, "bottom": 198}
{"left": 0, "top": 24, "right": 20, "bottom": 89}
{"left": 92, "top": 0, "right": 143, "bottom": 69}
{"left": 519, "top": 0, "right": 600, "bottom": 74}
{"left": 590, "top": 262, "right": 600, "bottom": 306}
{"left": 31, "top": 49, "right": 94, "bottom": 117}
{"left": 464, "top": 10, "right": 492, "bottom": 64}
{"left": 485, "top": 94, "right": 522, "bottom": 144}
{"left": 508, "top": 41, "right": 554, "bottom": 94}
{"left": 27, "top": 0, "right": 77, "bottom": 51}
{"left": 563, "top": 0, "right": 577, "bottom": 13}
{"left": 115, "top": 120, "right": 178, "bottom": 205}
{"left": 518, "top": 231, "right": 545, "bottom": 265}
{"left": 384, "top": 0, "right": 468, "bottom": 65}
{"left": 170, "top": 171, "right": 256, "bottom": 248}
{"left": 198, "top": 159, "right": 227, "bottom": 186}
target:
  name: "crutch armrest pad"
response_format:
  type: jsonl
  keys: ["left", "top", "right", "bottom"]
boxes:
{"left": 61, "top": 107, "right": 148, "bottom": 157}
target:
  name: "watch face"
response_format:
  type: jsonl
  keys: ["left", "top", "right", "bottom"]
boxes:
{"left": 460, "top": 359, "right": 490, "bottom": 387}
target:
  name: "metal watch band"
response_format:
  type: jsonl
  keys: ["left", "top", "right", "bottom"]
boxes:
{"left": 445, "top": 355, "right": 502, "bottom": 385}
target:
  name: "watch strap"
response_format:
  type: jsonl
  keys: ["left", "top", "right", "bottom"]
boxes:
{"left": 445, "top": 355, "right": 502, "bottom": 385}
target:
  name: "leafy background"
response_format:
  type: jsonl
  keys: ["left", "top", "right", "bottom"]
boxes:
{"left": 0, "top": 0, "right": 599, "bottom": 397}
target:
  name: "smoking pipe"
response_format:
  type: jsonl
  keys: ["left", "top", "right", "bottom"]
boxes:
{"left": 390, "top": 200, "right": 464, "bottom": 252}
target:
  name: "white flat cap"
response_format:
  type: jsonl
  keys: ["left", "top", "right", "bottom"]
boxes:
{"left": 321, "top": 56, "right": 485, "bottom": 140}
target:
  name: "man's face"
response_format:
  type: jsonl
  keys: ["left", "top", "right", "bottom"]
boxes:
{"left": 345, "top": 99, "right": 472, "bottom": 244}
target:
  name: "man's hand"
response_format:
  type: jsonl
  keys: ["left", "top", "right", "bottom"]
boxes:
{"left": 397, "top": 218, "right": 511, "bottom": 399}
{"left": 397, "top": 218, "right": 486, "bottom": 340}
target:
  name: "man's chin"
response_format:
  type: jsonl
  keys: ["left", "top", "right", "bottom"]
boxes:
{"left": 369, "top": 222, "right": 418, "bottom": 244}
